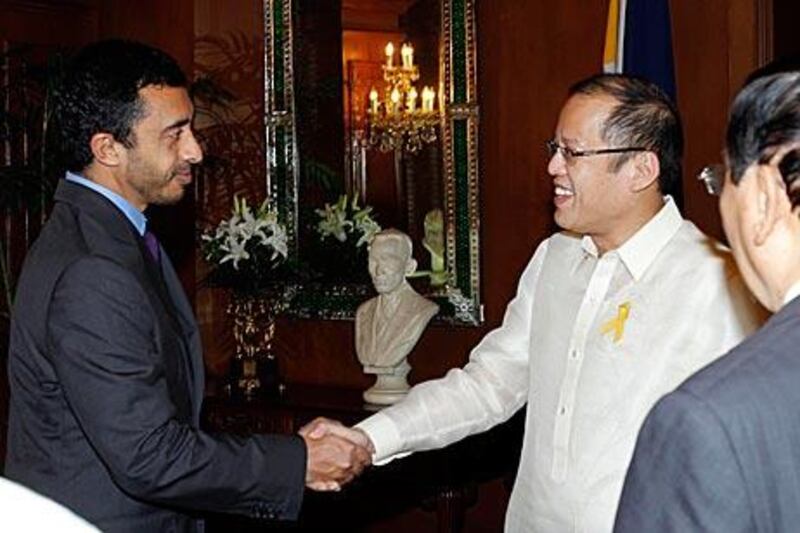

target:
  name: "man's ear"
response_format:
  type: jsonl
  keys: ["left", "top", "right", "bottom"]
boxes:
{"left": 753, "top": 163, "right": 789, "bottom": 246}
{"left": 89, "top": 133, "right": 122, "bottom": 167}
{"left": 630, "top": 151, "right": 660, "bottom": 192}
{"left": 405, "top": 258, "right": 418, "bottom": 276}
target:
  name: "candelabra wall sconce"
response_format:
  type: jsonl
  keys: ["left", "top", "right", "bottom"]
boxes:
{"left": 366, "top": 42, "right": 439, "bottom": 153}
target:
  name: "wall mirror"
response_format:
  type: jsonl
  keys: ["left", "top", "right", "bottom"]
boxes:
{"left": 264, "top": 0, "right": 481, "bottom": 324}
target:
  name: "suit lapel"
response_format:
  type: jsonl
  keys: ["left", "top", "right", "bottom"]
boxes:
{"left": 160, "top": 252, "right": 205, "bottom": 424}
{"left": 54, "top": 180, "right": 203, "bottom": 423}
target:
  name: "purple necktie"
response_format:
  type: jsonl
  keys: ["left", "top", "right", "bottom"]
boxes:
{"left": 143, "top": 230, "right": 161, "bottom": 265}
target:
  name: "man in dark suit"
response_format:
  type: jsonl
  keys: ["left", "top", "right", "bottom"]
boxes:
{"left": 615, "top": 72, "right": 800, "bottom": 532}
{"left": 4, "top": 39, "right": 369, "bottom": 532}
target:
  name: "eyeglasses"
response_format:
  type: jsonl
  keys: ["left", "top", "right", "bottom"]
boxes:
{"left": 697, "top": 164, "right": 725, "bottom": 196}
{"left": 545, "top": 139, "right": 648, "bottom": 162}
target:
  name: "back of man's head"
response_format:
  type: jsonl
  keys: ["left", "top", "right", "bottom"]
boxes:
{"left": 54, "top": 39, "right": 187, "bottom": 173}
{"left": 568, "top": 74, "right": 683, "bottom": 196}
{"left": 727, "top": 71, "right": 800, "bottom": 208}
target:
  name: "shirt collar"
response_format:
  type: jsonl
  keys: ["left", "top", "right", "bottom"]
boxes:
{"left": 782, "top": 279, "right": 800, "bottom": 308}
{"left": 65, "top": 171, "right": 148, "bottom": 236}
{"left": 581, "top": 196, "right": 683, "bottom": 281}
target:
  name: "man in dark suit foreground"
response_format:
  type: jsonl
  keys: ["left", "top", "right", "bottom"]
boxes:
{"left": 4, "top": 39, "right": 369, "bottom": 532}
{"left": 615, "top": 71, "right": 800, "bottom": 532}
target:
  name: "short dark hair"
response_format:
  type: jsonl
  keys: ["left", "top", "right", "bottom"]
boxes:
{"left": 744, "top": 54, "right": 800, "bottom": 86}
{"left": 54, "top": 39, "right": 187, "bottom": 172}
{"left": 568, "top": 74, "right": 683, "bottom": 196}
{"left": 727, "top": 71, "right": 800, "bottom": 208}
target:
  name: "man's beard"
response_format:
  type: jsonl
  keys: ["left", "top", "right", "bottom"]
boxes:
{"left": 133, "top": 166, "right": 190, "bottom": 206}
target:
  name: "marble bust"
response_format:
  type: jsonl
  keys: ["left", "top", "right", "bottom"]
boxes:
{"left": 356, "top": 229, "right": 438, "bottom": 405}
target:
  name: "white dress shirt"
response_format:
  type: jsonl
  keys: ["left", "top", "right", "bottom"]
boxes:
{"left": 357, "top": 197, "right": 765, "bottom": 533}
{"left": 0, "top": 476, "right": 100, "bottom": 532}
{"left": 782, "top": 279, "right": 800, "bottom": 308}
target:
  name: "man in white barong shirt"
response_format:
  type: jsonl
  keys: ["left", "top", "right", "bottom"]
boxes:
{"left": 302, "top": 74, "right": 766, "bottom": 532}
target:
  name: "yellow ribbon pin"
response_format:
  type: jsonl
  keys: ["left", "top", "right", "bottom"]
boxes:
{"left": 600, "top": 301, "right": 631, "bottom": 343}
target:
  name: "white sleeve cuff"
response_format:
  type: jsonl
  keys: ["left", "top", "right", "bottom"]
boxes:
{"left": 355, "top": 411, "right": 411, "bottom": 466}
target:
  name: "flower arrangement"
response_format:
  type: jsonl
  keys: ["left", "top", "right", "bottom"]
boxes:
{"left": 315, "top": 194, "right": 381, "bottom": 247}
{"left": 311, "top": 194, "right": 381, "bottom": 281}
{"left": 201, "top": 196, "right": 288, "bottom": 293}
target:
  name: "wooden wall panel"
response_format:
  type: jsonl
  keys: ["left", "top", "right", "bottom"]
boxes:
{"left": 673, "top": 0, "right": 763, "bottom": 243}
{"left": 0, "top": 1, "right": 99, "bottom": 46}
{"left": 772, "top": 0, "right": 800, "bottom": 59}
{"left": 477, "top": 1, "right": 607, "bottom": 323}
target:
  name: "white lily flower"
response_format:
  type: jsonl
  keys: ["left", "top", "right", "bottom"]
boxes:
{"left": 315, "top": 201, "right": 351, "bottom": 242}
{"left": 219, "top": 237, "right": 250, "bottom": 270}
{"left": 201, "top": 195, "right": 289, "bottom": 280}
{"left": 263, "top": 223, "right": 288, "bottom": 259}
{"left": 314, "top": 194, "right": 381, "bottom": 247}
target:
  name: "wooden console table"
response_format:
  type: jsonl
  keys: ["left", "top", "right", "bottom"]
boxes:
{"left": 201, "top": 384, "right": 524, "bottom": 532}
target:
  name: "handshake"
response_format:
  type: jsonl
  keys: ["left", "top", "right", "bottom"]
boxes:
{"left": 299, "top": 417, "right": 374, "bottom": 491}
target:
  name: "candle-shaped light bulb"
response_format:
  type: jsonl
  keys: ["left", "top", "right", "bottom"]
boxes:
{"left": 407, "top": 86, "right": 418, "bottom": 111}
{"left": 369, "top": 88, "right": 379, "bottom": 114}
{"left": 385, "top": 42, "right": 395, "bottom": 67}
{"left": 401, "top": 43, "right": 414, "bottom": 68}
{"left": 390, "top": 87, "right": 401, "bottom": 113}
{"left": 421, "top": 87, "right": 432, "bottom": 112}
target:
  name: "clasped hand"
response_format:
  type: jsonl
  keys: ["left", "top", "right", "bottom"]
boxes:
{"left": 299, "top": 417, "right": 375, "bottom": 491}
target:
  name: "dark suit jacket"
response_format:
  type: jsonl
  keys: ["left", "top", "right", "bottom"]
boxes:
{"left": 615, "top": 294, "right": 800, "bottom": 533}
{"left": 5, "top": 181, "right": 306, "bottom": 532}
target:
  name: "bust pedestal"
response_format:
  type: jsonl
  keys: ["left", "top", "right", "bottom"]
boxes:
{"left": 362, "top": 360, "right": 411, "bottom": 405}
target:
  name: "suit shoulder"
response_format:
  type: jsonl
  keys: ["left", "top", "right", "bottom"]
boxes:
{"left": 679, "top": 308, "right": 800, "bottom": 415}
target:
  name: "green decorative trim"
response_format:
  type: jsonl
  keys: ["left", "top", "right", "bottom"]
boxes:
{"left": 273, "top": 0, "right": 285, "bottom": 102}
{"left": 441, "top": 0, "right": 481, "bottom": 323}
{"left": 453, "top": 119, "right": 470, "bottom": 297}
{"left": 264, "top": 0, "right": 298, "bottom": 257}
{"left": 451, "top": 0, "right": 467, "bottom": 104}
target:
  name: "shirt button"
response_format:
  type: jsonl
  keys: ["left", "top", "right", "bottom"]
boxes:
{"left": 559, "top": 406, "right": 567, "bottom": 415}
{"left": 570, "top": 349, "right": 579, "bottom": 359}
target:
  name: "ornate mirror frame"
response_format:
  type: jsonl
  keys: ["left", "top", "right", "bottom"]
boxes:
{"left": 263, "top": 0, "right": 481, "bottom": 325}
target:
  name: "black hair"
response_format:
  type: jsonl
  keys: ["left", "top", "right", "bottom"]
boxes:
{"left": 53, "top": 39, "right": 187, "bottom": 172}
{"left": 569, "top": 74, "right": 683, "bottom": 196}
{"left": 744, "top": 54, "right": 800, "bottom": 86}
{"left": 727, "top": 71, "right": 800, "bottom": 208}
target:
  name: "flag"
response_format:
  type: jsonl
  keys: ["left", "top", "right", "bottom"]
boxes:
{"left": 603, "top": 0, "right": 623, "bottom": 74}
{"left": 603, "top": 0, "right": 676, "bottom": 100}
